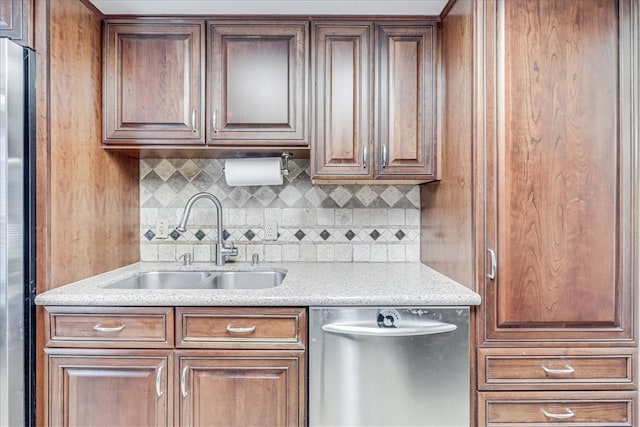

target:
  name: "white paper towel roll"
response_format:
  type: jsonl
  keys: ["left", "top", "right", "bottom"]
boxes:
{"left": 224, "top": 157, "right": 284, "bottom": 186}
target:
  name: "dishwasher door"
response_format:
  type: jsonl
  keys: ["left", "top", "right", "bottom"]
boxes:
{"left": 309, "top": 307, "right": 469, "bottom": 427}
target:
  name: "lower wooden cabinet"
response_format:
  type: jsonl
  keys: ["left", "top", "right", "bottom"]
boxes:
{"left": 177, "top": 351, "right": 304, "bottom": 427}
{"left": 47, "top": 351, "right": 172, "bottom": 426}
{"left": 478, "top": 391, "right": 637, "bottom": 426}
{"left": 44, "top": 306, "right": 307, "bottom": 427}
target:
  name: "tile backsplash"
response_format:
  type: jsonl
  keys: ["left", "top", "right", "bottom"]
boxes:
{"left": 140, "top": 159, "right": 420, "bottom": 263}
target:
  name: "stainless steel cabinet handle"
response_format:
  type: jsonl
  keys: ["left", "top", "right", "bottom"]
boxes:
{"left": 541, "top": 408, "right": 575, "bottom": 419}
{"left": 226, "top": 324, "right": 257, "bottom": 334}
{"left": 382, "top": 144, "right": 388, "bottom": 168}
{"left": 487, "top": 249, "right": 497, "bottom": 280}
{"left": 93, "top": 324, "right": 125, "bottom": 333}
{"left": 212, "top": 109, "right": 218, "bottom": 133}
{"left": 542, "top": 365, "right": 575, "bottom": 375}
{"left": 191, "top": 108, "right": 196, "bottom": 132}
{"left": 155, "top": 365, "right": 164, "bottom": 398}
{"left": 180, "top": 366, "right": 189, "bottom": 398}
{"left": 322, "top": 320, "right": 457, "bottom": 337}
{"left": 363, "top": 144, "right": 368, "bottom": 168}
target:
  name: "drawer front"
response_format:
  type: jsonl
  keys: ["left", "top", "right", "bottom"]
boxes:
{"left": 478, "top": 392, "right": 636, "bottom": 426}
{"left": 176, "top": 307, "right": 306, "bottom": 349}
{"left": 478, "top": 348, "right": 637, "bottom": 390}
{"left": 45, "top": 307, "right": 174, "bottom": 348}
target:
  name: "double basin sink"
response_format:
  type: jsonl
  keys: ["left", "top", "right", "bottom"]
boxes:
{"left": 104, "top": 270, "right": 285, "bottom": 290}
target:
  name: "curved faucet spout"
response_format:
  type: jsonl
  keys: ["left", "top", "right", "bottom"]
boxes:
{"left": 175, "top": 192, "right": 237, "bottom": 266}
{"left": 176, "top": 192, "right": 223, "bottom": 233}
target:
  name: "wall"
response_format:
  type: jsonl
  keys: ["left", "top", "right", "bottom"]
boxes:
{"left": 36, "top": 0, "right": 139, "bottom": 290}
{"left": 420, "top": 0, "right": 474, "bottom": 287}
{"left": 141, "top": 159, "right": 421, "bottom": 262}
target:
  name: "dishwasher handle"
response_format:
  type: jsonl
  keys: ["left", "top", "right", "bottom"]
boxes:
{"left": 322, "top": 320, "right": 457, "bottom": 337}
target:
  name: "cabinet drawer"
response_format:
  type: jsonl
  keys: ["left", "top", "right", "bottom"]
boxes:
{"left": 478, "top": 348, "right": 637, "bottom": 391}
{"left": 176, "top": 307, "right": 306, "bottom": 349}
{"left": 478, "top": 392, "right": 636, "bottom": 426}
{"left": 45, "top": 307, "right": 174, "bottom": 348}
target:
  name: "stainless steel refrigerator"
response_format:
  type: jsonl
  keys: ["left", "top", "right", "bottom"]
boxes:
{"left": 0, "top": 37, "right": 36, "bottom": 427}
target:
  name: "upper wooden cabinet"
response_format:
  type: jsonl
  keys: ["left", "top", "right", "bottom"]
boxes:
{"left": 311, "top": 22, "right": 373, "bottom": 178}
{"left": 376, "top": 24, "right": 436, "bottom": 179}
{"left": 103, "top": 21, "right": 205, "bottom": 145}
{"left": 0, "top": 0, "right": 31, "bottom": 46}
{"left": 207, "top": 21, "right": 309, "bottom": 147}
{"left": 311, "top": 21, "right": 437, "bottom": 181}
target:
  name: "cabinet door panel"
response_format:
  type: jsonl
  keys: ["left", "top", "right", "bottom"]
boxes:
{"left": 377, "top": 24, "right": 435, "bottom": 177}
{"left": 0, "top": 0, "right": 27, "bottom": 44}
{"left": 208, "top": 22, "right": 308, "bottom": 145}
{"left": 104, "top": 22, "right": 204, "bottom": 144}
{"left": 311, "top": 22, "right": 373, "bottom": 178}
{"left": 47, "top": 352, "right": 171, "bottom": 427}
{"left": 178, "top": 352, "right": 303, "bottom": 427}
{"left": 481, "top": 0, "right": 635, "bottom": 342}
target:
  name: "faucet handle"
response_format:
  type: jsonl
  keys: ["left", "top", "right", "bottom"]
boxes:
{"left": 178, "top": 252, "right": 192, "bottom": 266}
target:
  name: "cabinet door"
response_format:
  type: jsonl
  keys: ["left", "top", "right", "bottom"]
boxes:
{"left": 207, "top": 21, "right": 308, "bottom": 146}
{"left": 103, "top": 21, "right": 204, "bottom": 144}
{"left": 178, "top": 351, "right": 304, "bottom": 427}
{"left": 311, "top": 22, "right": 373, "bottom": 178}
{"left": 0, "top": 0, "right": 29, "bottom": 45}
{"left": 480, "top": 0, "right": 636, "bottom": 343}
{"left": 376, "top": 23, "right": 436, "bottom": 178}
{"left": 47, "top": 351, "right": 172, "bottom": 427}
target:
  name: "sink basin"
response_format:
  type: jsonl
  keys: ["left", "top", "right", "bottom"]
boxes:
{"left": 104, "top": 271, "right": 212, "bottom": 290}
{"left": 104, "top": 270, "right": 285, "bottom": 290}
{"left": 205, "top": 271, "right": 285, "bottom": 289}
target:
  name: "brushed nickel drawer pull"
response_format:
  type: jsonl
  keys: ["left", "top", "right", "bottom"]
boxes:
{"left": 191, "top": 107, "right": 197, "bottom": 132}
{"left": 363, "top": 144, "right": 368, "bottom": 168}
{"left": 487, "top": 249, "right": 497, "bottom": 280}
{"left": 180, "top": 366, "right": 189, "bottom": 398}
{"left": 226, "top": 324, "right": 257, "bottom": 334}
{"left": 382, "top": 144, "right": 388, "bottom": 168}
{"left": 212, "top": 109, "right": 218, "bottom": 133}
{"left": 93, "top": 324, "right": 125, "bottom": 333}
{"left": 541, "top": 408, "right": 575, "bottom": 419}
{"left": 542, "top": 364, "right": 575, "bottom": 375}
{"left": 155, "top": 365, "right": 164, "bottom": 398}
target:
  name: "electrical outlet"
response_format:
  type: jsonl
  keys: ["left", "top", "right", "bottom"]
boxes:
{"left": 264, "top": 221, "right": 278, "bottom": 241}
{"left": 156, "top": 219, "right": 168, "bottom": 239}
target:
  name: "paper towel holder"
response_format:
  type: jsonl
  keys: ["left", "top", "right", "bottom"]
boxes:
{"left": 280, "top": 152, "right": 291, "bottom": 176}
{"left": 222, "top": 152, "right": 291, "bottom": 176}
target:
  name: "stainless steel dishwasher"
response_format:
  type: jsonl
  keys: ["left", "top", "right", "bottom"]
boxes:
{"left": 309, "top": 306, "right": 469, "bottom": 427}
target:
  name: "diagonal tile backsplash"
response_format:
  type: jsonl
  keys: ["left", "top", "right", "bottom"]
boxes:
{"left": 140, "top": 159, "right": 420, "bottom": 263}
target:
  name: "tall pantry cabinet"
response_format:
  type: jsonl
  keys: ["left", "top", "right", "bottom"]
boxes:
{"left": 424, "top": 0, "right": 638, "bottom": 425}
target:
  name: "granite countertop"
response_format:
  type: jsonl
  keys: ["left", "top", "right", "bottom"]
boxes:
{"left": 34, "top": 262, "right": 481, "bottom": 307}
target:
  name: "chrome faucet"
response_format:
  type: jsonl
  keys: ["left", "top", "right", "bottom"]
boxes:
{"left": 175, "top": 192, "right": 238, "bottom": 266}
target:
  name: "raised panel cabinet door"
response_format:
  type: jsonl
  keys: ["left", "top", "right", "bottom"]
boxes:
{"left": 0, "top": 0, "right": 28, "bottom": 44}
{"left": 177, "top": 351, "right": 304, "bottom": 427}
{"left": 207, "top": 21, "right": 308, "bottom": 146}
{"left": 311, "top": 22, "right": 373, "bottom": 179}
{"left": 47, "top": 351, "right": 172, "bottom": 427}
{"left": 103, "top": 21, "right": 205, "bottom": 144}
{"left": 480, "top": 0, "right": 636, "bottom": 342}
{"left": 376, "top": 23, "right": 436, "bottom": 178}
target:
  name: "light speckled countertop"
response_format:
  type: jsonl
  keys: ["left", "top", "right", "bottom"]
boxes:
{"left": 34, "top": 262, "right": 481, "bottom": 307}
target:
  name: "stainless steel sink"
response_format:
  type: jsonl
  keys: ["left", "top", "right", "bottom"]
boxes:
{"left": 104, "top": 270, "right": 285, "bottom": 290}
{"left": 104, "top": 271, "right": 213, "bottom": 290}
{"left": 205, "top": 271, "right": 285, "bottom": 289}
